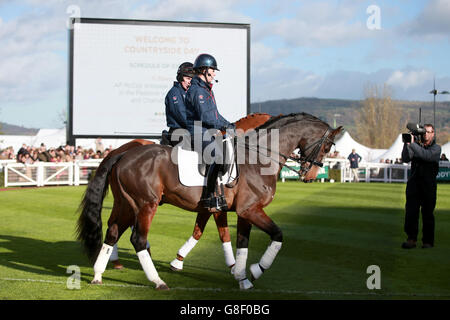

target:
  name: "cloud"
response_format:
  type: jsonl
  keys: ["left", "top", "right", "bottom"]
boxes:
{"left": 131, "top": 0, "right": 252, "bottom": 23}
{"left": 402, "top": 0, "right": 450, "bottom": 39}
{"left": 259, "top": 1, "right": 372, "bottom": 48}
{"left": 251, "top": 62, "right": 322, "bottom": 101}
{"left": 386, "top": 69, "right": 433, "bottom": 90}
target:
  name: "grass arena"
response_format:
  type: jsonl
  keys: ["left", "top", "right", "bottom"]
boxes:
{"left": 0, "top": 182, "right": 449, "bottom": 300}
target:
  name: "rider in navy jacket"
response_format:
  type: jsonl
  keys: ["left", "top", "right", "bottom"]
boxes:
{"left": 165, "top": 81, "right": 189, "bottom": 129}
{"left": 185, "top": 75, "right": 231, "bottom": 136}
{"left": 185, "top": 54, "right": 234, "bottom": 212}
{"left": 162, "top": 62, "right": 193, "bottom": 145}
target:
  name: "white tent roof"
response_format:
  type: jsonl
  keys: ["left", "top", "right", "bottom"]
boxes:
{"left": 31, "top": 128, "right": 67, "bottom": 149}
{"left": 332, "top": 131, "right": 386, "bottom": 162}
{"left": 373, "top": 134, "right": 404, "bottom": 163}
{"left": 0, "top": 128, "right": 66, "bottom": 153}
{"left": 0, "top": 135, "right": 35, "bottom": 153}
{"left": 441, "top": 141, "right": 450, "bottom": 158}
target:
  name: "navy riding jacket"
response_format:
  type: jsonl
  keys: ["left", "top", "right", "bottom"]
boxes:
{"left": 185, "top": 76, "right": 231, "bottom": 136}
{"left": 165, "top": 81, "right": 188, "bottom": 129}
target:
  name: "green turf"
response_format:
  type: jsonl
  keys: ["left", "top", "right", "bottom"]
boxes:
{"left": 0, "top": 182, "right": 449, "bottom": 300}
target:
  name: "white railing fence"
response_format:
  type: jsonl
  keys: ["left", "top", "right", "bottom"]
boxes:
{"left": 1, "top": 158, "right": 450, "bottom": 187}
{"left": 1, "top": 160, "right": 102, "bottom": 187}
{"left": 326, "top": 159, "right": 450, "bottom": 183}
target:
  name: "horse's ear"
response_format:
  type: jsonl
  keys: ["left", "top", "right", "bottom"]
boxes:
{"left": 331, "top": 126, "right": 344, "bottom": 138}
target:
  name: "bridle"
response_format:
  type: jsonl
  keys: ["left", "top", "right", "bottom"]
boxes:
{"left": 287, "top": 127, "right": 335, "bottom": 179}
{"left": 240, "top": 126, "right": 335, "bottom": 180}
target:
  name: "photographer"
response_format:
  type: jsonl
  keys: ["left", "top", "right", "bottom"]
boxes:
{"left": 401, "top": 124, "right": 441, "bottom": 249}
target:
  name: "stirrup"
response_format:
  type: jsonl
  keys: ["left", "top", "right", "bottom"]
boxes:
{"left": 201, "top": 195, "right": 228, "bottom": 212}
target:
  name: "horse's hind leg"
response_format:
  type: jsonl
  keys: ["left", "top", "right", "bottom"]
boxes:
{"left": 213, "top": 212, "right": 236, "bottom": 273}
{"left": 91, "top": 203, "right": 131, "bottom": 284}
{"left": 131, "top": 202, "right": 168, "bottom": 290}
{"left": 170, "top": 211, "right": 212, "bottom": 271}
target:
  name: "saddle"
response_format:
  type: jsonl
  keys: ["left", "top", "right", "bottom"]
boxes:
{"left": 175, "top": 137, "right": 239, "bottom": 187}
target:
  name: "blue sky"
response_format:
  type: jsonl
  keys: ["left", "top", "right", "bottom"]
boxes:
{"left": 1, "top": 0, "right": 450, "bottom": 128}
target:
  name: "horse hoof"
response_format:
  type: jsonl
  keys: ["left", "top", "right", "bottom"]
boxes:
{"left": 170, "top": 259, "right": 183, "bottom": 271}
{"left": 170, "top": 266, "right": 182, "bottom": 272}
{"left": 239, "top": 279, "right": 254, "bottom": 290}
{"left": 249, "top": 263, "right": 263, "bottom": 281}
{"left": 111, "top": 260, "right": 124, "bottom": 270}
{"left": 156, "top": 283, "right": 170, "bottom": 291}
{"left": 91, "top": 280, "right": 102, "bottom": 285}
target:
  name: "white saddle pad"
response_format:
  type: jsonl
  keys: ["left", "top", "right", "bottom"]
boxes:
{"left": 176, "top": 146, "right": 238, "bottom": 187}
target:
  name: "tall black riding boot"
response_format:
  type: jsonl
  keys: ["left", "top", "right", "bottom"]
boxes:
{"left": 201, "top": 163, "right": 227, "bottom": 211}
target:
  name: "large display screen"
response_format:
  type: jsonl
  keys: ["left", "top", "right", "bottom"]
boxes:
{"left": 69, "top": 19, "right": 249, "bottom": 138}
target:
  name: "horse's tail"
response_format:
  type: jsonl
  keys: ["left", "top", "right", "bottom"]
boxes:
{"left": 76, "top": 152, "right": 125, "bottom": 263}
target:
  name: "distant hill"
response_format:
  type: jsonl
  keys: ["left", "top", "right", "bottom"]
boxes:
{"left": 250, "top": 97, "right": 450, "bottom": 144}
{"left": 0, "top": 122, "right": 39, "bottom": 135}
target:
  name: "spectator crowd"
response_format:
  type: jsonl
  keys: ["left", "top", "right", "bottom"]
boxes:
{"left": 0, "top": 141, "right": 112, "bottom": 164}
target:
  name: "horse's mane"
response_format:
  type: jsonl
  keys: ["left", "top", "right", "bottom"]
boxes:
{"left": 255, "top": 112, "right": 326, "bottom": 130}
{"left": 235, "top": 112, "right": 271, "bottom": 125}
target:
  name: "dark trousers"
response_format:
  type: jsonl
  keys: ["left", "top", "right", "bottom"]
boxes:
{"left": 404, "top": 181, "right": 437, "bottom": 245}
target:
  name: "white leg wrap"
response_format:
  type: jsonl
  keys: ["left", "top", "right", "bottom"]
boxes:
{"left": 250, "top": 263, "right": 264, "bottom": 280}
{"left": 260, "top": 241, "right": 282, "bottom": 270}
{"left": 170, "top": 258, "right": 184, "bottom": 271}
{"left": 137, "top": 250, "right": 166, "bottom": 288}
{"left": 177, "top": 236, "right": 198, "bottom": 258}
{"left": 109, "top": 243, "right": 119, "bottom": 261}
{"left": 233, "top": 248, "right": 248, "bottom": 281}
{"left": 222, "top": 241, "right": 236, "bottom": 267}
{"left": 259, "top": 241, "right": 283, "bottom": 270}
{"left": 239, "top": 278, "right": 254, "bottom": 290}
{"left": 250, "top": 241, "right": 282, "bottom": 281}
{"left": 94, "top": 243, "right": 114, "bottom": 274}
{"left": 92, "top": 243, "right": 113, "bottom": 282}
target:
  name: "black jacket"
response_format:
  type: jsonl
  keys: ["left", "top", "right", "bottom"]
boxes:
{"left": 402, "top": 140, "right": 441, "bottom": 185}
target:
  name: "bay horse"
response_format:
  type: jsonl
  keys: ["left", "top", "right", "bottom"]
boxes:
{"left": 101, "top": 113, "right": 272, "bottom": 270}
{"left": 77, "top": 112, "right": 342, "bottom": 290}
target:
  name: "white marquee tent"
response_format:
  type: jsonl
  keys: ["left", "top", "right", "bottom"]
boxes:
{"left": 0, "top": 128, "right": 66, "bottom": 153}
{"left": 441, "top": 141, "right": 450, "bottom": 159}
{"left": 332, "top": 131, "right": 387, "bottom": 162}
{"left": 373, "top": 134, "right": 404, "bottom": 163}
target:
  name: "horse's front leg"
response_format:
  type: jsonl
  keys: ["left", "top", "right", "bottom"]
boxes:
{"left": 170, "top": 211, "right": 212, "bottom": 271}
{"left": 245, "top": 207, "right": 283, "bottom": 283}
{"left": 213, "top": 212, "right": 236, "bottom": 273}
{"left": 234, "top": 216, "right": 254, "bottom": 289}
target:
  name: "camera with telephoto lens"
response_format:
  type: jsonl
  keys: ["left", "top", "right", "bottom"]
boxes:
{"left": 402, "top": 123, "right": 426, "bottom": 144}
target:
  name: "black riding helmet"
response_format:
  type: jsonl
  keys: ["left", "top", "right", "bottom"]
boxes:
{"left": 193, "top": 54, "right": 219, "bottom": 71}
{"left": 176, "top": 62, "right": 194, "bottom": 82}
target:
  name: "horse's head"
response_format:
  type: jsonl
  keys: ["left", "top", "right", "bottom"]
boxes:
{"left": 299, "top": 125, "right": 343, "bottom": 182}
{"left": 254, "top": 113, "right": 343, "bottom": 181}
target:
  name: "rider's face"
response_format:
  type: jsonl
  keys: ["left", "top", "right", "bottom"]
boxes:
{"left": 205, "top": 68, "right": 216, "bottom": 84}
{"left": 181, "top": 76, "right": 192, "bottom": 90}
